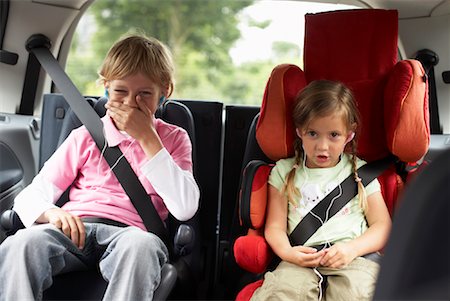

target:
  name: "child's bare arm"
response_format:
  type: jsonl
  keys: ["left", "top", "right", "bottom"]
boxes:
{"left": 320, "top": 191, "right": 391, "bottom": 268}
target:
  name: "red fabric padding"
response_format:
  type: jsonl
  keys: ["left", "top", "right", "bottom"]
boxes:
{"left": 234, "top": 234, "right": 273, "bottom": 274}
{"left": 377, "top": 167, "right": 404, "bottom": 216}
{"left": 250, "top": 165, "right": 272, "bottom": 229}
{"left": 304, "top": 9, "right": 399, "bottom": 162}
{"left": 384, "top": 59, "right": 429, "bottom": 163}
{"left": 304, "top": 9, "right": 398, "bottom": 83}
{"left": 257, "top": 64, "right": 306, "bottom": 161}
{"left": 349, "top": 78, "right": 391, "bottom": 162}
{"left": 236, "top": 280, "right": 264, "bottom": 301}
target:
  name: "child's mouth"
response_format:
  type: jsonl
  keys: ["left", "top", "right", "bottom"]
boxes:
{"left": 317, "top": 155, "right": 328, "bottom": 162}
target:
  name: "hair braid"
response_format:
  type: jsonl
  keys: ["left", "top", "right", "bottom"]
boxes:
{"left": 351, "top": 140, "right": 367, "bottom": 211}
{"left": 282, "top": 139, "right": 303, "bottom": 206}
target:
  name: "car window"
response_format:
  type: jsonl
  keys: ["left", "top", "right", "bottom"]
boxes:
{"left": 66, "top": 0, "right": 358, "bottom": 105}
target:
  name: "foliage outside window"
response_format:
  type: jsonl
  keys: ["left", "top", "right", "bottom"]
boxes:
{"left": 66, "top": 0, "right": 355, "bottom": 105}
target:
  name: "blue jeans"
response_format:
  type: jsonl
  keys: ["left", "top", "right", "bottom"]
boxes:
{"left": 0, "top": 222, "right": 168, "bottom": 300}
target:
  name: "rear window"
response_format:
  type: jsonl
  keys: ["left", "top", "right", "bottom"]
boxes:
{"left": 66, "top": 0, "right": 358, "bottom": 105}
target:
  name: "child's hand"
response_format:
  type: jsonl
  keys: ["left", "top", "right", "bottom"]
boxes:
{"left": 105, "top": 95, "right": 155, "bottom": 141}
{"left": 289, "top": 245, "right": 326, "bottom": 267}
{"left": 320, "top": 242, "right": 357, "bottom": 268}
{"left": 42, "top": 208, "right": 86, "bottom": 249}
{"left": 106, "top": 95, "right": 165, "bottom": 158}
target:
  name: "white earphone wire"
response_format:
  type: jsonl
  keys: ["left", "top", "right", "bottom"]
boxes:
{"left": 93, "top": 129, "right": 136, "bottom": 192}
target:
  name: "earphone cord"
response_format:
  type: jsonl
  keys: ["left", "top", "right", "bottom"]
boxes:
{"left": 301, "top": 153, "right": 342, "bottom": 301}
{"left": 309, "top": 183, "right": 342, "bottom": 249}
{"left": 302, "top": 153, "right": 342, "bottom": 249}
{"left": 313, "top": 267, "right": 324, "bottom": 301}
{"left": 97, "top": 132, "right": 108, "bottom": 176}
{"left": 93, "top": 135, "right": 136, "bottom": 192}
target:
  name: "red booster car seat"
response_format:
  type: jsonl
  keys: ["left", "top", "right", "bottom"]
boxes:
{"left": 233, "top": 8, "right": 429, "bottom": 300}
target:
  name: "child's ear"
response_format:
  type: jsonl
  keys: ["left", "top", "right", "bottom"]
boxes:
{"left": 104, "top": 83, "right": 109, "bottom": 98}
{"left": 345, "top": 131, "right": 355, "bottom": 144}
{"left": 296, "top": 128, "right": 302, "bottom": 138}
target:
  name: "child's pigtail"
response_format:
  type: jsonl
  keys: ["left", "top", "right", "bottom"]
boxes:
{"left": 282, "top": 140, "right": 302, "bottom": 206}
{"left": 351, "top": 140, "right": 367, "bottom": 211}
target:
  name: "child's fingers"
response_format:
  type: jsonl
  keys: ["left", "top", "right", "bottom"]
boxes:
{"left": 105, "top": 99, "right": 122, "bottom": 108}
{"left": 75, "top": 218, "right": 86, "bottom": 249}
{"left": 136, "top": 95, "right": 152, "bottom": 115}
{"left": 293, "top": 245, "right": 319, "bottom": 253}
{"left": 300, "top": 251, "right": 325, "bottom": 267}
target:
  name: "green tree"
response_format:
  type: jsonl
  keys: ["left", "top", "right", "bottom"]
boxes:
{"left": 67, "top": 0, "right": 254, "bottom": 101}
{"left": 272, "top": 41, "right": 301, "bottom": 62}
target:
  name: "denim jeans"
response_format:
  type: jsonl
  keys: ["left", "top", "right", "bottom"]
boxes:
{"left": 0, "top": 222, "right": 168, "bottom": 300}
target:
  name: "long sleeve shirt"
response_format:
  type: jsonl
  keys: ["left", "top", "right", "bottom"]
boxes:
{"left": 13, "top": 115, "right": 200, "bottom": 231}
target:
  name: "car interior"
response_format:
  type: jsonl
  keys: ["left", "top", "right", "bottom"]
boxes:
{"left": 0, "top": 0, "right": 449, "bottom": 300}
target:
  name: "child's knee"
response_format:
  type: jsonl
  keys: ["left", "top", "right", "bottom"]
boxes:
{"left": 117, "top": 229, "right": 168, "bottom": 259}
{"left": 6, "top": 225, "right": 55, "bottom": 249}
{"left": 252, "top": 262, "right": 320, "bottom": 300}
{"left": 325, "top": 258, "right": 379, "bottom": 300}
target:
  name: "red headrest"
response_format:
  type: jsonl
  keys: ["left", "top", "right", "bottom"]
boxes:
{"left": 384, "top": 59, "right": 429, "bottom": 162}
{"left": 304, "top": 9, "right": 398, "bottom": 83}
{"left": 256, "top": 64, "right": 305, "bottom": 161}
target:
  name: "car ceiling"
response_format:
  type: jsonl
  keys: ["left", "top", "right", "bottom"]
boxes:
{"left": 32, "top": 0, "right": 88, "bottom": 10}
{"left": 298, "top": 0, "right": 450, "bottom": 18}
{"left": 33, "top": 0, "right": 450, "bottom": 17}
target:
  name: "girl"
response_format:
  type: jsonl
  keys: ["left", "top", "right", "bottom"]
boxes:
{"left": 251, "top": 80, "right": 391, "bottom": 300}
{"left": 0, "top": 34, "right": 200, "bottom": 300}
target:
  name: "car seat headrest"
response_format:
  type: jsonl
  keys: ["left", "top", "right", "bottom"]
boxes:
{"left": 256, "top": 64, "right": 305, "bottom": 161}
{"left": 304, "top": 9, "right": 398, "bottom": 83}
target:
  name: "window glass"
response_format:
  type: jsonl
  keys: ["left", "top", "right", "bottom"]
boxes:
{"left": 66, "top": 0, "right": 358, "bottom": 105}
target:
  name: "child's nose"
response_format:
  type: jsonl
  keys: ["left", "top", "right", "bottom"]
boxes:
{"left": 316, "top": 138, "right": 329, "bottom": 150}
{"left": 124, "top": 94, "right": 138, "bottom": 107}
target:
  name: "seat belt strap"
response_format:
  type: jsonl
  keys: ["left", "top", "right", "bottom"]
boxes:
{"left": 19, "top": 52, "right": 40, "bottom": 115}
{"left": 26, "top": 34, "right": 171, "bottom": 250}
{"left": 27, "top": 40, "right": 105, "bottom": 149}
{"left": 289, "top": 155, "right": 395, "bottom": 246}
{"left": 103, "top": 146, "right": 171, "bottom": 249}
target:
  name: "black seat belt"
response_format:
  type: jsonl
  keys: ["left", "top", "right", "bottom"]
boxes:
{"left": 26, "top": 34, "right": 171, "bottom": 251}
{"left": 289, "top": 155, "right": 395, "bottom": 246}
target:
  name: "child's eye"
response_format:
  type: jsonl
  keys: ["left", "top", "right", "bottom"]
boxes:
{"left": 307, "top": 131, "right": 317, "bottom": 137}
{"left": 139, "top": 91, "right": 152, "bottom": 98}
{"left": 114, "top": 89, "right": 127, "bottom": 94}
{"left": 330, "top": 132, "right": 340, "bottom": 138}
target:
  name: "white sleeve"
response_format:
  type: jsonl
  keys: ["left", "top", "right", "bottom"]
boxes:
{"left": 141, "top": 148, "right": 200, "bottom": 221}
{"left": 12, "top": 173, "right": 63, "bottom": 227}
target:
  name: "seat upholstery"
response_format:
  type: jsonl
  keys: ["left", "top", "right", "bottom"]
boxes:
{"left": 233, "top": 9, "right": 429, "bottom": 300}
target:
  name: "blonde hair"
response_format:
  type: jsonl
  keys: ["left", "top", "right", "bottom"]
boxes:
{"left": 98, "top": 34, "right": 174, "bottom": 97}
{"left": 282, "top": 80, "right": 368, "bottom": 211}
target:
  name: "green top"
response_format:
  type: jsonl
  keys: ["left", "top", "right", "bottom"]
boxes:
{"left": 268, "top": 153, "right": 380, "bottom": 247}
